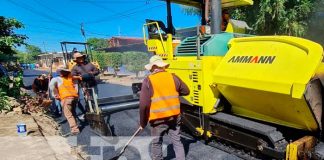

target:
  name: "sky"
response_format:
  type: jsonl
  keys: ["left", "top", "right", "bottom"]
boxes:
{"left": 0, "top": 0, "right": 200, "bottom": 52}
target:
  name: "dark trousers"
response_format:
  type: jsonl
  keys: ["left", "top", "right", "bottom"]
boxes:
{"left": 151, "top": 116, "right": 185, "bottom": 160}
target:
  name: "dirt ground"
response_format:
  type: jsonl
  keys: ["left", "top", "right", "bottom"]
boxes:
{"left": 0, "top": 113, "right": 88, "bottom": 160}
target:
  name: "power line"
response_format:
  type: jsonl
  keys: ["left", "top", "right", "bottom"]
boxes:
{"left": 85, "top": 4, "right": 165, "bottom": 24}
{"left": 71, "top": 0, "right": 159, "bottom": 4}
{"left": 7, "top": 0, "right": 79, "bottom": 29}
{"left": 32, "top": 0, "right": 77, "bottom": 23}
{"left": 85, "top": 3, "right": 144, "bottom": 23}
{"left": 7, "top": 0, "right": 115, "bottom": 38}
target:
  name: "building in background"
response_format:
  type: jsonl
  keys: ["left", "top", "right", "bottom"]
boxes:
{"left": 37, "top": 52, "right": 64, "bottom": 69}
{"left": 100, "top": 36, "right": 147, "bottom": 52}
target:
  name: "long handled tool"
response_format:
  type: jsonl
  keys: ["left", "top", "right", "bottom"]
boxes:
{"left": 40, "top": 56, "right": 54, "bottom": 108}
{"left": 110, "top": 127, "right": 142, "bottom": 160}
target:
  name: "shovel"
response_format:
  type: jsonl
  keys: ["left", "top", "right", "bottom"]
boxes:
{"left": 40, "top": 56, "right": 54, "bottom": 108}
{"left": 110, "top": 127, "right": 142, "bottom": 160}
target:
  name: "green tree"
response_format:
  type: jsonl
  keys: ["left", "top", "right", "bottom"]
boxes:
{"left": 92, "top": 51, "right": 109, "bottom": 69}
{"left": 0, "top": 16, "right": 27, "bottom": 55}
{"left": 231, "top": 0, "right": 316, "bottom": 36}
{"left": 16, "top": 52, "right": 35, "bottom": 64}
{"left": 123, "top": 52, "right": 149, "bottom": 78}
{"left": 181, "top": 0, "right": 316, "bottom": 36}
{"left": 87, "top": 38, "right": 109, "bottom": 50}
{"left": 305, "top": 0, "right": 324, "bottom": 45}
{"left": 25, "top": 44, "right": 42, "bottom": 61}
{"left": 107, "top": 52, "right": 122, "bottom": 76}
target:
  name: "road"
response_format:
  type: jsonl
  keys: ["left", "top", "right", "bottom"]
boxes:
{"left": 23, "top": 69, "right": 241, "bottom": 160}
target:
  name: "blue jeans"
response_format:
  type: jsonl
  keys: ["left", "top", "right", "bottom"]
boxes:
{"left": 51, "top": 98, "right": 62, "bottom": 114}
{"left": 55, "top": 99, "right": 62, "bottom": 114}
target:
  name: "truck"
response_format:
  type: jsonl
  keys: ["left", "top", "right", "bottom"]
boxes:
{"left": 143, "top": 0, "right": 324, "bottom": 159}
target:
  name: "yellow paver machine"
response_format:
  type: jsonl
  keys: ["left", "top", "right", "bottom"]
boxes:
{"left": 143, "top": 0, "right": 324, "bottom": 159}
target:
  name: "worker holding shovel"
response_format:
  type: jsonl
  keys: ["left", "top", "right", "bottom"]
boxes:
{"left": 139, "top": 55, "right": 190, "bottom": 160}
{"left": 53, "top": 67, "right": 80, "bottom": 135}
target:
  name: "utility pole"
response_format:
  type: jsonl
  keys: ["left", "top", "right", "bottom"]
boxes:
{"left": 210, "top": 0, "right": 221, "bottom": 34}
{"left": 42, "top": 41, "right": 47, "bottom": 53}
{"left": 81, "top": 23, "right": 87, "bottom": 42}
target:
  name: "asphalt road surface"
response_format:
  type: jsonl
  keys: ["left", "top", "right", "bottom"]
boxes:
{"left": 23, "top": 69, "right": 241, "bottom": 160}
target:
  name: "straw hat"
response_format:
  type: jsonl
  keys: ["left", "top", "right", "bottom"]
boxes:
{"left": 56, "top": 66, "right": 70, "bottom": 73}
{"left": 144, "top": 55, "right": 169, "bottom": 70}
{"left": 73, "top": 52, "right": 86, "bottom": 61}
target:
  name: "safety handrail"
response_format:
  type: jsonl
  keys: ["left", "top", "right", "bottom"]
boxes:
{"left": 143, "top": 22, "right": 166, "bottom": 53}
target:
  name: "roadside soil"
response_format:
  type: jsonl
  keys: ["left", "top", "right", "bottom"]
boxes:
{"left": 0, "top": 112, "right": 88, "bottom": 160}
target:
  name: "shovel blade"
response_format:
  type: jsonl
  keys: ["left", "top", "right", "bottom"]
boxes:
{"left": 85, "top": 113, "right": 112, "bottom": 136}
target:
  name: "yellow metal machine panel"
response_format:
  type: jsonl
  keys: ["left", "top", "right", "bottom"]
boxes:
{"left": 213, "top": 36, "right": 323, "bottom": 131}
{"left": 167, "top": 56, "right": 223, "bottom": 113}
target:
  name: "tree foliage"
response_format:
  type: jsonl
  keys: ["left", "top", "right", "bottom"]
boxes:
{"left": 305, "top": 0, "right": 324, "bottom": 45}
{"left": 16, "top": 52, "right": 36, "bottom": 64}
{"left": 123, "top": 52, "right": 149, "bottom": 77}
{"left": 87, "top": 38, "right": 109, "bottom": 50}
{"left": 0, "top": 16, "right": 27, "bottom": 55}
{"left": 25, "top": 44, "right": 42, "bottom": 62}
{"left": 107, "top": 52, "right": 122, "bottom": 72}
{"left": 92, "top": 51, "right": 109, "bottom": 69}
{"left": 92, "top": 51, "right": 149, "bottom": 77}
{"left": 181, "top": 0, "right": 316, "bottom": 36}
{"left": 231, "top": 0, "right": 316, "bottom": 36}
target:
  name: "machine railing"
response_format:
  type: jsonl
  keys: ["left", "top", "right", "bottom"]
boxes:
{"left": 143, "top": 21, "right": 167, "bottom": 54}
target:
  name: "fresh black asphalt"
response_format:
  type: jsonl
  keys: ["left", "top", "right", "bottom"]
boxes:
{"left": 23, "top": 69, "right": 241, "bottom": 160}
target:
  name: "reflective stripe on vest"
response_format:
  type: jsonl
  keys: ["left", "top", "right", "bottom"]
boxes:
{"left": 148, "top": 71, "right": 180, "bottom": 121}
{"left": 58, "top": 76, "right": 78, "bottom": 100}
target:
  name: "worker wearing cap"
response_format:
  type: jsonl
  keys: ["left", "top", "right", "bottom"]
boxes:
{"left": 52, "top": 67, "right": 80, "bottom": 135}
{"left": 139, "top": 55, "right": 190, "bottom": 160}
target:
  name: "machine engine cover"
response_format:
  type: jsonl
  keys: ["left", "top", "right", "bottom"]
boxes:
{"left": 213, "top": 36, "right": 323, "bottom": 131}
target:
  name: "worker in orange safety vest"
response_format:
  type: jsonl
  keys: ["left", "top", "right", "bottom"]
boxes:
{"left": 52, "top": 66, "right": 80, "bottom": 135}
{"left": 139, "top": 55, "right": 190, "bottom": 160}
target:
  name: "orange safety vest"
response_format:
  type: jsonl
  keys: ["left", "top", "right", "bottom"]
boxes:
{"left": 58, "top": 76, "right": 78, "bottom": 100}
{"left": 148, "top": 71, "right": 180, "bottom": 121}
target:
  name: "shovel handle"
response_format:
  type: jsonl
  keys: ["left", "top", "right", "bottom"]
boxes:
{"left": 120, "top": 127, "right": 142, "bottom": 153}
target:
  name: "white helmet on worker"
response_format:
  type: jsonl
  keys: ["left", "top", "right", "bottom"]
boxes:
{"left": 145, "top": 55, "right": 169, "bottom": 70}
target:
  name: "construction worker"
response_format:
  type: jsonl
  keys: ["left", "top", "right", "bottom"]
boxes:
{"left": 221, "top": 9, "right": 230, "bottom": 31}
{"left": 32, "top": 74, "right": 49, "bottom": 98}
{"left": 139, "top": 55, "right": 190, "bottom": 160}
{"left": 49, "top": 73, "right": 62, "bottom": 117}
{"left": 53, "top": 67, "right": 80, "bottom": 135}
{"left": 71, "top": 52, "right": 99, "bottom": 114}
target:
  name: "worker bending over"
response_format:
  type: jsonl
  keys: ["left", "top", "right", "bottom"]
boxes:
{"left": 139, "top": 55, "right": 190, "bottom": 160}
{"left": 32, "top": 74, "right": 49, "bottom": 98}
{"left": 53, "top": 67, "right": 80, "bottom": 135}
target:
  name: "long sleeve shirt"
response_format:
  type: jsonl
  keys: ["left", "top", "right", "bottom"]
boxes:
{"left": 71, "top": 62, "right": 99, "bottom": 86}
{"left": 139, "top": 70, "right": 190, "bottom": 127}
{"left": 71, "top": 62, "right": 99, "bottom": 76}
{"left": 48, "top": 76, "right": 62, "bottom": 98}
